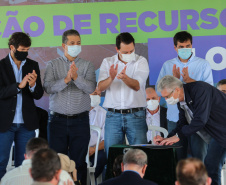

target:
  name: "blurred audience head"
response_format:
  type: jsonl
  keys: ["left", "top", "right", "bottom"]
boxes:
{"left": 113, "top": 155, "right": 123, "bottom": 177}
{"left": 217, "top": 79, "right": 226, "bottom": 94}
{"left": 122, "top": 149, "right": 148, "bottom": 178}
{"left": 30, "top": 148, "right": 61, "bottom": 185}
{"left": 175, "top": 158, "right": 212, "bottom": 185}
{"left": 25, "top": 137, "right": 48, "bottom": 159}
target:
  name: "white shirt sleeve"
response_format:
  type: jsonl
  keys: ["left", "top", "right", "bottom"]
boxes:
{"left": 98, "top": 59, "right": 109, "bottom": 85}
{"left": 133, "top": 57, "right": 149, "bottom": 87}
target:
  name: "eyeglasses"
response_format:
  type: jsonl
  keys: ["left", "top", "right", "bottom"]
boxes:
{"left": 164, "top": 89, "right": 175, "bottom": 99}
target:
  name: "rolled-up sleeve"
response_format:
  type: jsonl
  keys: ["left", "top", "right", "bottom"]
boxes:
{"left": 97, "top": 59, "right": 109, "bottom": 85}
{"left": 133, "top": 58, "right": 149, "bottom": 87}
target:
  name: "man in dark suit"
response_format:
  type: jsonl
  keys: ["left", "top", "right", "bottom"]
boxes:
{"left": 0, "top": 32, "right": 43, "bottom": 180}
{"left": 100, "top": 149, "right": 157, "bottom": 185}
{"left": 154, "top": 75, "right": 226, "bottom": 185}
{"left": 145, "top": 87, "right": 167, "bottom": 143}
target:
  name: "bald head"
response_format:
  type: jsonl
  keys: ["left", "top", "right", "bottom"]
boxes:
{"left": 146, "top": 87, "right": 160, "bottom": 101}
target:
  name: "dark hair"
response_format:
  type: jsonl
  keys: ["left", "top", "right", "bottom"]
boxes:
{"left": 25, "top": 138, "right": 48, "bottom": 156}
{"left": 176, "top": 158, "right": 208, "bottom": 185}
{"left": 116, "top": 32, "right": 135, "bottom": 49}
{"left": 217, "top": 79, "right": 226, "bottom": 88}
{"left": 113, "top": 155, "right": 123, "bottom": 177}
{"left": 62, "top": 29, "right": 80, "bottom": 44}
{"left": 31, "top": 148, "right": 61, "bottom": 181}
{"left": 173, "top": 31, "right": 192, "bottom": 47}
{"left": 8, "top": 32, "right": 31, "bottom": 49}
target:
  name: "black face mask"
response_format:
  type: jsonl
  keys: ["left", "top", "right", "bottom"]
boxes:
{"left": 14, "top": 50, "right": 28, "bottom": 61}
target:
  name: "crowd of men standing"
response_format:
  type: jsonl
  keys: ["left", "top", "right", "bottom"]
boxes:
{"left": 0, "top": 29, "right": 226, "bottom": 185}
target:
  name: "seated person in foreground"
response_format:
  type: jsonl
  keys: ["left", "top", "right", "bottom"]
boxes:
{"left": 175, "top": 158, "right": 212, "bottom": 185}
{"left": 1, "top": 138, "right": 73, "bottom": 185}
{"left": 146, "top": 87, "right": 167, "bottom": 143}
{"left": 89, "top": 88, "right": 107, "bottom": 178}
{"left": 30, "top": 148, "right": 73, "bottom": 185}
{"left": 99, "top": 149, "right": 158, "bottom": 185}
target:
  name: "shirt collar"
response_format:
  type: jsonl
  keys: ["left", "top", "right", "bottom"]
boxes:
{"left": 124, "top": 170, "right": 140, "bottom": 176}
{"left": 146, "top": 107, "right": 160, "bottom": 117}
{"left": 63, "top": 54, "right": 80, "bottom": 64}
{"left": 9, "top": 53, "right": 26, "bottom": 67}
{"left": 22, "top": 159, "right": 32, "bottom": 165}
{"left": 180, "top": 88, "right": 186, "bottom": 106}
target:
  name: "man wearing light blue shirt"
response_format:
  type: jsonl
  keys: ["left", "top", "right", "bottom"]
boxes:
{"left": 0, "top": 32, "right": 43, "bottom": 180}
{"left": 156, "top": 31, "right": 213, "bottom": 161}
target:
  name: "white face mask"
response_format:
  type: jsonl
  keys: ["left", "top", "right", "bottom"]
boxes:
{"left": 165, "top": 90, "right": 179, "bottom": 105}
{"left": 67, "top": 45, "right": 81, "bottom": 57}
{"left": 147, "top": 100, "right": 159, "bottom": 111}
{"left": 120, "top": 51, "right": 135, "bottom": 63}
{"left": 90, "top": 95, "right": 101, "bottom": 107}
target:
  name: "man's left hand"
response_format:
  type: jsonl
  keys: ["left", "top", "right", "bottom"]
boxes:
{"left": 89, "top": 146, "right": 95, "bottom": 157}
{"left": 117, "top": 66, "right": 127, "bottom": 80}
{"left": 181, "top": 67, "right": 195, "bottom": 83}
{"left": 159, "top": 135, "right": 180, "bottom": 146}
{"left": 70, "top": 62, "right": 78, "bottom": 81}
{"left": 28, "top": 70, "right": 37, "bottom": 88}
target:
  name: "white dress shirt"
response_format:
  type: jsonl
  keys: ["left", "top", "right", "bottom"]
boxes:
{"left": 89, "top": 106, "right": 107, "bottom": 147}
{"left": 146, "top": 108, "right": 160, "bottom": 142}
{"left": 0, "top": 159, "right": 74, "bottom": 185}
{"left": 98, "top": 54, "right": 149, "bottom": 109}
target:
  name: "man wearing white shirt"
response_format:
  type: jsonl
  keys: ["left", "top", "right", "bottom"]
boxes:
{"left": 1, "top": 138, "right": 74, "bottom": 185}
{"left": 98, "top": 32, "right": 149, "bottom": 157}
{"left": 89, "top": 88, "right": 107, "bottom": 179}
{"left": 146, "top": 87, "right": 167, "bottom": 143}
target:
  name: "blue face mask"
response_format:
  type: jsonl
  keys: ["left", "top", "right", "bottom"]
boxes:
{"left": 67, "top": 45, "right": 81, "bottom": 57}
{"left": 178, "top": 48, "right": 192, "bottom": 60}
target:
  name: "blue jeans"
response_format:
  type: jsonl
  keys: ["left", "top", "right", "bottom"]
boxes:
{"left": 168, "top": 120, "right": 208, "bottom": 161}
{"left": 0, "top": 124, "right": 35, "bottom": 179}
{"left": 104, "top": 110, "right": 147, "bottom": 158}
{"left": 89, "top": 150, "right": 107, "bottom": 179}
{"left": 205, "top": 138, "right": 226, "bottom": 185}
{"left": 47, "top": 112, "right": 90, "bottom": 185}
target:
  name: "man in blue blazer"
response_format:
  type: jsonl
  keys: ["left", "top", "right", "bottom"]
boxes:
{"left": 155, "top": 75, "right": 226, "bottom": 185}
{"left": 99, "top": 149, "right": 157, "bottom": 185}
{"left": 0, "top": 32, "right": 44, "bottom": 180}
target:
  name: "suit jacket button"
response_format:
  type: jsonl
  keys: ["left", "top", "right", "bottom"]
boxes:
{"left": 12, "top": 110, "right": 15, "bottom": 112}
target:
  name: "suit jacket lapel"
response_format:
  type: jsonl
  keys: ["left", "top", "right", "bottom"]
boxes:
{"left": 4, "top": 55, "right": 16, "bottom": 83}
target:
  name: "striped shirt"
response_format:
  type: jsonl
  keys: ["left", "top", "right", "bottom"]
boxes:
{"left": 43, "top": 55, "right": 96, "bottom": 115}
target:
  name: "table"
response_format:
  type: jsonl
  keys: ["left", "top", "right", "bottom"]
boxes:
{"left": 105, "top": 144, "right": 178, "bottom": 185}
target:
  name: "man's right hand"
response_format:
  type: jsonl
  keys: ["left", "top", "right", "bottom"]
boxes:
{"left": 64, "top": 69, "right": 72, "bottom": 84}
{"left": 172, "top": 64, "right": 180, "bottom": 79}
{"left": 153, "top": 135, "right": 164, "bottom": 145}
{"left": 109, "top": 64, "right": 118, "bottom": 80}
{"left": 18, "top": 75, "right": 29, "bottom": 89}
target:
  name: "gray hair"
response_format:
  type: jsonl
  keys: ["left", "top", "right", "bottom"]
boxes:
{"left": 62, "top": 29, "right": 80, "bottom": 44}
{"left": 123, "top": 149, "right": 147, "bottom": 167}
{"left": 157, "top": 75, "right": 183, "bottom": 93}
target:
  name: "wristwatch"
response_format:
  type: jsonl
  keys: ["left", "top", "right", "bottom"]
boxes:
{"left": 74, "top": 180, "right": 81, "bottom": 185}
{"left": 17, "top": 83, "right": 21, "bottom": 92}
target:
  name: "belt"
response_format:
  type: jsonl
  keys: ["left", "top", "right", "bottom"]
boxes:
{"left": 50, "top": 111, "right": 88, "bottom": 119}
{"left": 108, "top": 107, "right": 145, "bottom": 114}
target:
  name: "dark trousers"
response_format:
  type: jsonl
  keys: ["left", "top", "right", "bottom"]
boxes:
{"left": 89, "top": 149, "right": 107, "bottom": 178}
{"left": 47, "top": 112, "right": 90, "bottom": 185}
